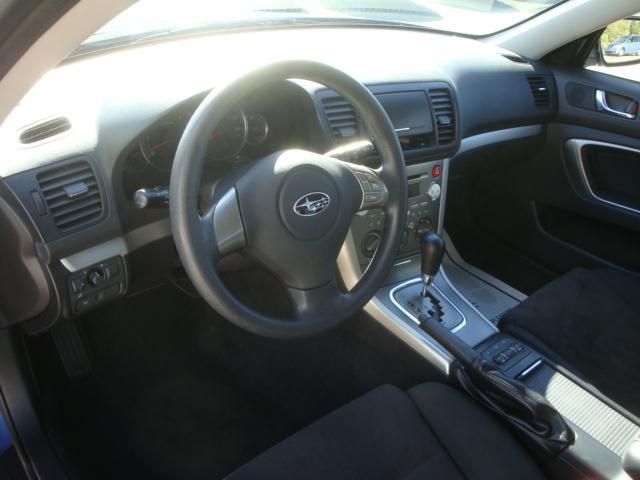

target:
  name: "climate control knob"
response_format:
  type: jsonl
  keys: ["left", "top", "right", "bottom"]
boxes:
{"left": 427, "top": 183, "right": 441, "bottom": 201}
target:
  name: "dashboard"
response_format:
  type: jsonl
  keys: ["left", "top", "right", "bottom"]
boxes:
{"left": 0, "top": 26, "right": 557, "bottom": 331}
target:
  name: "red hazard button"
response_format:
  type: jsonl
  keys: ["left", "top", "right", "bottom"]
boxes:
{"left": 432, "top": 164, "right": 442, "bottom": 178}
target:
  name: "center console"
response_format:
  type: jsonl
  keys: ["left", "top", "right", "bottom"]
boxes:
{"left": 319, "top": 81, "right": 458, "bottom": 273}
{"left": 341, "top": 216, "right": 640, "bottom": 478}
{"left": 350, "top": 161, "right": 444, "bottom": 269}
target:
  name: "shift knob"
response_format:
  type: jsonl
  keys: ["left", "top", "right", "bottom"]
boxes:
{"left": 420, "top": 231, "right": 445, "bottom": 296}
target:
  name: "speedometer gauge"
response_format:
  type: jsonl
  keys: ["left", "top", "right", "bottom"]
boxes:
{"left": 140, "top": 120, "right": 180, "bottom": 172}
{"left": 246, "top": 113, "right": 269, "bottom": 146}
{"left": 208, "top": 106, "right": 248, "bottom": 160}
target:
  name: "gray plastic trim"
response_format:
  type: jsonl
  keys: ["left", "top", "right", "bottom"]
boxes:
{"left": 439, "top": 267, "right": 499, "bottom": 332}
{"left": 458, "top": 125, "right": 543, "bottom": 155}
{"left": 567, "top": 138, "right": 640, "bottom": 215}
{"left": 443, "top": 230, "right": 527, "bottom": 302}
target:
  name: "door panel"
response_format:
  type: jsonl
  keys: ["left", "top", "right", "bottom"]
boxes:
{"left": 446, "top": 66, "right": 640, "bottom": 292}
{"left": 554, "top": 66, "right": 640, "bottom": 137}
{"left": 518, "top": 66, "right": 640, "bottom": 275}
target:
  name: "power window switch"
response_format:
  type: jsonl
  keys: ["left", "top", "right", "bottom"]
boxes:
{"left": 503, "top": 348, "right": 517, "bottom": 360}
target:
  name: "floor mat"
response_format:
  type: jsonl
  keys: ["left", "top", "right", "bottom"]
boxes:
{"left": 27, "top": 281, "right": 440, "bottom": 479}
{"left": 30, "top": 285, "right": 297, "bottom": 480}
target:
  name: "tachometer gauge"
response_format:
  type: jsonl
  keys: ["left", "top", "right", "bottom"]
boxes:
{"left": 207, "top": 106, "right": 248, "bottom": 160}
{"left": 123, "top": 147, "right": 148, "bottom": 174}
{"left": 140, "top": 120, "right": 180, "bottom": 172}
{"left": 246, "top": 113, "right": 269, "bottom": 146}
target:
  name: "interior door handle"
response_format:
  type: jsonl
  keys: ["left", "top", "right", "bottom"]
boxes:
{"left": 595, "top": 89, "right": 637, "bottom": 119}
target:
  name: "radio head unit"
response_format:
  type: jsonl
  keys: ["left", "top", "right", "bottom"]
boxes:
{"left": 375, "top": 91, "right": 436, "bottom": 152}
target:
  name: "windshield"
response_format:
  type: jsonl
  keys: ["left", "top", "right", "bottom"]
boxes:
{"left": 73, "top": 0, "right": 567, "bottom": 56}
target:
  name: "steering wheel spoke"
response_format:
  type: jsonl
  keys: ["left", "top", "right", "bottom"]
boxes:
{"left": 344, "top": 163, "right": 389, "bottom": 211}
{"left": 287, "top": 278, "right": 349, "bottom": 325}
{"left": 201, "top": 187, "right": 246, "bottom": 259}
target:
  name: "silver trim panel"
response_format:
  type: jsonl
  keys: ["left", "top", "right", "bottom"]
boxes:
{"left": 518, "top": 359, "right": 543, "bottom": 379}
{"left": 365, "top": 297, "right": 454, "bottom": 375}
{"left": 389, "top": 277, "right": 467, "bottom": 333}
{"left": 61, "top": 218, "right": 172, "bottom": 272}
{"left": 60, "top": 237, "right": 128, "bottom": 272}
{"left": 458, "top": 125, "right": 543, "bottom": 156}
{"left": 567, "top": 138, "right": 640, "bottom": 215}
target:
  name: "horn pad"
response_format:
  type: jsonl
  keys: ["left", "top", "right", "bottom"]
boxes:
{"left": 278, "top": 167, "right": 340, "bottom": 241}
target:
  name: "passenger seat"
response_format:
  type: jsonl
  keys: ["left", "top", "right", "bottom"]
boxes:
{"left": 500, "top": 267, "right": 640, "bottom": 417}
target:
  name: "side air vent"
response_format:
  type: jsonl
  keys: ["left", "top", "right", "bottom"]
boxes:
{"left": 320, "top": 96, "right": 360, "bottom": 141}
{"left": 428, "top": 88, "right": 456, "bottom": 145}
{"left": 527, "top": 76, "right": 551, "bottom": 107}
{"left": 19, "top": 116, "right": 71, "bottom": 144}
{"left": 36, "top": 160, "right": 103, "bottom": 232}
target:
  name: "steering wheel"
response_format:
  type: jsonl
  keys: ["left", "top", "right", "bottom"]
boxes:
{"left": 170, "top": 60, "right": 407, "bottom": 338}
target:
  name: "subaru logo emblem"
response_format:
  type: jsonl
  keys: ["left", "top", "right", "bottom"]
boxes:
{"left": 293, "top": 192, "right": 330, "bottom": 216}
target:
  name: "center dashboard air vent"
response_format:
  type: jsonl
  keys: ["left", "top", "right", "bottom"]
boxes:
{"left": 320, "top": 95, "right": 360, "bottom": 141}
{"left": 19, "top": 116, "right": 71, "bottom": 144}
{"left": 527, "top": 76, "right": 551, "bottom": 107}
{"left": 427, "top": 88, "right": 456, "bottom": 145}
{"left": 36, "top": 160, "right": 104, "bottom": 232}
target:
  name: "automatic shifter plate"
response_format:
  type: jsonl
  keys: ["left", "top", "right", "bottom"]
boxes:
{"left": 393, "top": 281, "right": 465, "bottom": 331}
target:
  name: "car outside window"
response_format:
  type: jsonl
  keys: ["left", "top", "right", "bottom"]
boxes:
{"left": 587, "top": 16, "right": 640, "bottom": 83}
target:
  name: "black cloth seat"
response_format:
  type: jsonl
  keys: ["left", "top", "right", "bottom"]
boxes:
{"left": 501, "top": 267, "right": 640, "bottom": 417}
{"left": 227, "top": 383, "right": 545, "bottom": 480}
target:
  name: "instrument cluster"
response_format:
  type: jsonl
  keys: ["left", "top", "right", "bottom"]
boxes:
{"left": 119, "top": 82, "right": 312, "bottom": 205}
{"left": 123, "top": 103, "right": 273, "bottom": 175}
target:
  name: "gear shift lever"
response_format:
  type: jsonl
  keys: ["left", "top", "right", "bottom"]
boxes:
{"left": 420, "top": 231, "right": 445, "bottom": 297}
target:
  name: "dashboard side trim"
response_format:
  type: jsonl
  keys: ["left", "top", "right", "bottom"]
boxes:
{"left": 458, "top": 125, "right": 543, "bottom": 155}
